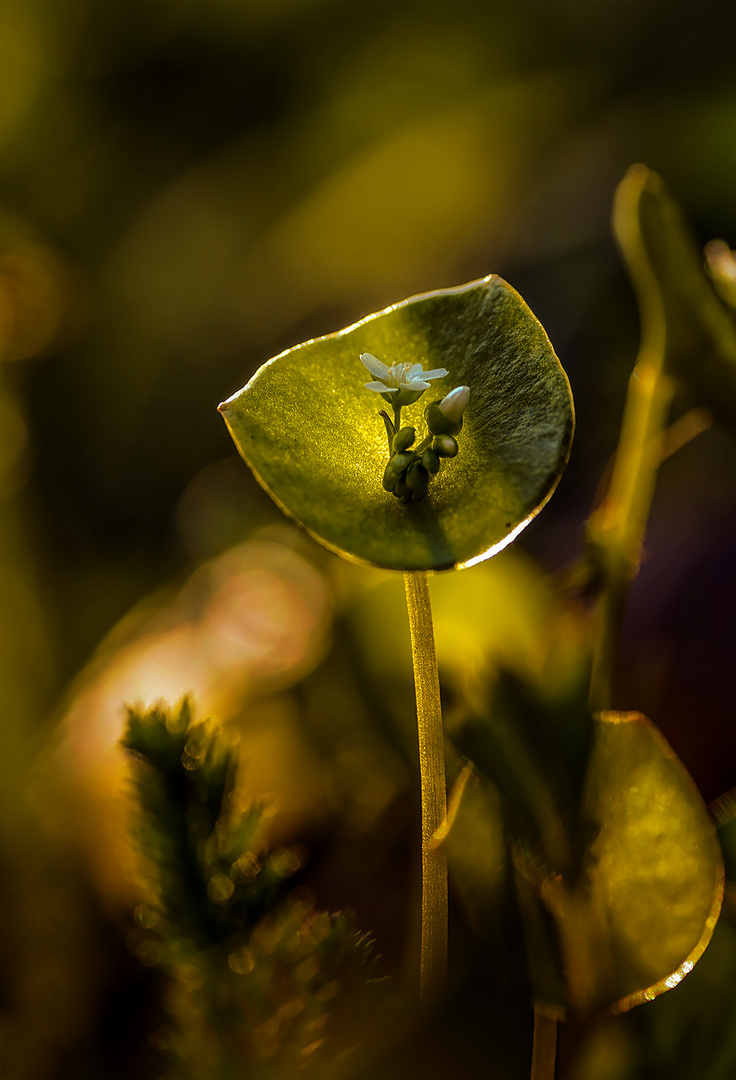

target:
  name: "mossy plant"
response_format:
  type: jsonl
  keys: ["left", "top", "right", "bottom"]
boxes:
{"left": 123, "top": 699, "right": 386, "bottom": 1080}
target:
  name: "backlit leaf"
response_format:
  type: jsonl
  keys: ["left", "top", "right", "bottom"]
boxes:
{"left": 543, "top": 711, "right": 723, "bottom": 1016}
{"left": 447, "top": 710, "right": 723, "bottom": 1018}
{"left": 613, "top": 164, "right": 736, "bottom": 430}
{"left": 219, "top": 275, "right": 574, "bottom": 571}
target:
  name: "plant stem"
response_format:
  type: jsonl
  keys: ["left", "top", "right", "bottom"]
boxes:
{"left": 403, "top": 570, "right": 448, "bottom": 1001}
{"left": 588, "top": 174, "right": 677, "bottom": 711}
{"left": 588, "top": 354, "right": 674, "bottom": 711}
{"left": 530, "top": 1010, "right": 557, "bottom": 1080}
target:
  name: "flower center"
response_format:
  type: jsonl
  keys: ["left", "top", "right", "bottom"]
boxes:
{"left": 388, "top": 362, "right": 413, "bottom": 387}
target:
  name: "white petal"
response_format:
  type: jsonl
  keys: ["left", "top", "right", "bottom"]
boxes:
{"left": 439, "top": 385, "right": 471, "bottom": 423}
{"left": 364, "top": 380, "right": 397, "bottom": 393}
{"left": 423, "top": 367, "right": 449, "bottom": 381}
{"left": 403, "top": 378, "right": 430, "bottom": 390}
{"left": 360, "top": 352, "right": 390, "bottom": 379}
{"left": 408, "top": 363, "right": 425, "bottom": 378}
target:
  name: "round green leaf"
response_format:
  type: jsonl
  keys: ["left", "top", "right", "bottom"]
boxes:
{"left": 544, "top": 711, "right": 723, "bottom": 1017}
{"left": 219, "top": 275, "right": 574, "bottom": 571}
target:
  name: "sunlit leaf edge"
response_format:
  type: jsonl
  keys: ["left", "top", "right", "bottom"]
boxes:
{"left": 535, "top": 711, "right": 725, "bottom": 1021}
{"left": 599, "top": 711, "right": 724, "bottom": 1017}
{"left": 219, "top": 275, "right": 574, "bottom": 572}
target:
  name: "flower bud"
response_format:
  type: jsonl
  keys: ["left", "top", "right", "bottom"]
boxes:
{"left": 382, "top": 463, "right": 398, "bottom": 491}
{"left": 406, "top": 462, "right": 429, "bottom": 501}
{"left": 392, "top": 426, "right": 416, "bottom": 452}
{"left": 439, "top": 385, "right": 470, "bottom": 425}
{"left": 387, "top": 450, "right": 415, "bottom": 476}
{"left": 426, "top": 385, "right": 470, "bottom": 435}
{"left": 421, "top": 448, "right": 440, "bottom": 474}
{"left": 432, "top": 435, "right": 458, "bottom": 458}
{"left": 406, "top": 461, "right": 429, "bottom": 490}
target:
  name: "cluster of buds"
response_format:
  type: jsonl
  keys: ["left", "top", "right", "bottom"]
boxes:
{"left": 360, "top": 353, "right": 470, "bottom": 504}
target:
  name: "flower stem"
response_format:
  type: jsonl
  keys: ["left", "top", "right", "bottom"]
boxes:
{"left": 403, "top": 570, "right": 448, "bottom": 1001}
{"left": 530, "top": 1010, "right": 557, "bottom": 1080}
{"left": 393, "top": 402, "right": 403, "bottom": 435}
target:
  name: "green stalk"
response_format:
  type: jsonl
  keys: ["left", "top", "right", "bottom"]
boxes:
{"left": 404, "top": 570, "right": 448, "bottom": 1001}
{"left": 588, "top": 355, "right": 673, "bottom": 710}
{"left": 530, "top": 1010, "right": 557, "bottom": 1080}
{"left": 588, "top": 178, "right": 674, "bottom": 712}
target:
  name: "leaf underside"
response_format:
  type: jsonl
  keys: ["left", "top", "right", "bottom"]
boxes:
{"left": 220, "top": 275, "right": 574, "bottom": 571}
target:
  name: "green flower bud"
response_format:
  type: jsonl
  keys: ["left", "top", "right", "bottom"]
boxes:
{"left": 426, "top": 386, "right": 470, "bottom": 435}
{"left": 395, "top": 478, "right": 412, "bottom": 500}
{"left": 426, "top": 401, "right": 458, "bottom": 436}
{"left": 388, "top": 450, "right": 415, "bottom": 476}
{"left": 421, "top": 448, "right": 440, "bottom": 474}
{"left": 382, "top": 464, "right": 398, "bottom": 491}
{"left": 432, "top": 434, "right": 459, "bottom": 458}
{"left": 392, "top": 426, "right": 416, "bottom": 452}
{"left": 406, "top": 461, "right": 429, "bottom": 491}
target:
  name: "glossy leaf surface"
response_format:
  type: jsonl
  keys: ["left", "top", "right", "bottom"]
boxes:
{"left": 220, "top": 276, "right": 573, "bottom": 570}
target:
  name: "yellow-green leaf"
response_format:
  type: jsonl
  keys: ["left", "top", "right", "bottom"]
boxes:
{"left": 545, "top": 711, "right": 723, "bottom": 1017}
{"left": 446, "top": 710, "right": 723, "bottom": 1018}
{"left": 219, "top": 275, "right": 574, "bottom": 571}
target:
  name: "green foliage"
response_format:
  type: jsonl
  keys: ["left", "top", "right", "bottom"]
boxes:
{"left": 123, "top": 699, "right": 386, "bottom": 1080}
{"left": 220, "top": 275, "right": 574, "bottom": 571}
{"left": 3, "top": 3, "right": 736, "bottom": 1075}
{"left": 613, "top": 164, "right": 736, "bottom": 430}
{"left": 447, "top": 679, "right": 723, "bottom": 1018}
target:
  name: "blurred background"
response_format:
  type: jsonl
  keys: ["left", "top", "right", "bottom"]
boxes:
{"left": 2, "top": 0, "right": 736, "bottom": 1076}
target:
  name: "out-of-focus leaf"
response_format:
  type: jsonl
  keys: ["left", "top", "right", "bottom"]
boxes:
{"left": 613, "top": 164, "right": 736, "bottom": 429}
{"left": 711, "top": 788, "right": 736, "bottom": 885}
{"left": 451, "top": 655, "right": 595, "bottom": 880}
{"left": 704, "top": 239, "right": 736, "bottom": 312}
{"left": 448, "top": 709, "right": 723, "bottom": 1018}
{"left": 220, "top": 275, "right": 574, "bottom": 571}
{"left": 552, "top": 711, "right": 722, "bottom": 1016}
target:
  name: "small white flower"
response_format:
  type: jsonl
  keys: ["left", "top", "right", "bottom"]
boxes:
{"left": 438, "top": 385, "right": 470, "bottom": 425}
{"left": 360, "top": 352, "right": 448, "bottom": 406}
